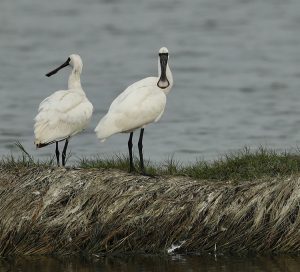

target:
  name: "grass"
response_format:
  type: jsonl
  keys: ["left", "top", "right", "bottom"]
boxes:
{"left": 2, "top": 145, "right": 300, "bottom": 255}
{"left": 0, "top": 141, "right": 54, "bottom": 170}
{"left": 2, "top": 147, "right": 300, "bottom": 255}
{"left": 79, "top": 147, "right": 300, "bottom": 182}
{"left": 4, "top": 143, "right": 300, "bottom": 181}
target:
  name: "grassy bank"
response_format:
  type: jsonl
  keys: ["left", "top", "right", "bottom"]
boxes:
{"left": 80, "top": 147, "right": 300, "bottom": 181}
{"left": 6, "top": 145, "right": 300, "bottom": 181}
{"left": 1, "top": 148, "right": 300, "bottom": 256}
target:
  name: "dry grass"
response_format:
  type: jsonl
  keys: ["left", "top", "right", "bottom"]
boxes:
{"left": 1, "top": 149, "right": 300, "bottom": 256}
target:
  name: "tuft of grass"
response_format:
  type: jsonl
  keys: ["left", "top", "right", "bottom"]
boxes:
{"left": 0, "top": 141, "right": 54, "bottom": 170}
{"left": 78, "top": 147, "right": 300, "bottom": 181}
{"left": 186, "top": 146, "right": 300, "bottom": 181}
{"left": 80, "top": 154, "right": 131, "bottom": 171}
{"left": 76, "top": 153, "right": 172, "bottom": 176}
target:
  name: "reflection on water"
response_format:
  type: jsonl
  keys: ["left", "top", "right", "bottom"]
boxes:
{"left": 1, "top": 255, "right": 300, "bottom": 272}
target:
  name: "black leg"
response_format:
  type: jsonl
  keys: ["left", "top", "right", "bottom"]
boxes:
{"left": 55, "top": 142, "right": 60, "bottom": 166}
{"left": 138, "top": 128, "right": 146, "bottom": 175}
{"left": 62, "top": 139, "right": 69, "bottom": 167}
{"left": 128, "top": 132, "right": 135, "bottom": 172}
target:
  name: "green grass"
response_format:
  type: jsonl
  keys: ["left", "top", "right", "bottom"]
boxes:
{"left": 4, "top": 142, "right": 300, "bottom": 181}
{"left": 180, "top": 147, "right": 300, "bottom": 181}
{"left": 0, "top": 141, "right": 54, "bottom": 170}
{"left": 79, "top": 147, "right": 300, "bottom": 181}
{"left": 80, "top": 154, "right": 132, "bottom": 171}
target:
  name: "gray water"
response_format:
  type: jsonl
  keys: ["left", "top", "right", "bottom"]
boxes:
{"left": 1, "top": 255, "right": 300, "bottom": 272}
{"left": 1, "top": 0, "right": 300, "bottom": 163}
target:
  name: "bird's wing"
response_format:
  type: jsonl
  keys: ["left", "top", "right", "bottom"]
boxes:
{"left": 38, "top": 90, "right": 83, "bottom": 114}
{"left": 95, "top": 84, "right": 166, "bottom": 140}
{"left": 109, "top": 77, "right": 157, "bottom": 111}
{"left": 34, "top": 90, "right": 93, "bottom": 145}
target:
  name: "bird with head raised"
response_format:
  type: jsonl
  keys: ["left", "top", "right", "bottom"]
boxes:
{"left": 95, "top": 47, "right": 173, "bottom": 175}
{"left": 34, "top": 54, "right": 93, "bottom": 166}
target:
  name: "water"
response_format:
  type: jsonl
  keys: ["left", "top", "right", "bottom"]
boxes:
{"left": 1, "top": 255, "right": 300, "bottom": 272}
{"left": 2, "top": 0, "right": 300, "bottom": 163}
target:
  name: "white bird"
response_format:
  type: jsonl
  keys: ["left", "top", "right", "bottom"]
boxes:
{"left": 34, "top": 54, "right": 93, "bottom": 166}
{"left": 95, "top": 47, "right": 173, "bottom": 175}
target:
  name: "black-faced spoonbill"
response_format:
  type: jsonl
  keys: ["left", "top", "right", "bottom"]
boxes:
{"left": 34, "top": 54, "right": 93, "bottom": 166}
{"left": 95, "top": 47, "right": 173, "bottom": 175}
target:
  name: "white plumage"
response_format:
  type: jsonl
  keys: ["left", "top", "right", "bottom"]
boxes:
{"left": 34, "top": 90, "right": 93, "bottom": 144}
{"left": 95, "top": 47, "right": 173, "bottom": 174}
{"left": 95, "top": 80, "right": 166, "bottom": 141}
{"left": 34, "top": 54, "right": 93, "bottom": 166}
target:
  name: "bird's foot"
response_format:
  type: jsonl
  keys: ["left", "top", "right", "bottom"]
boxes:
{"left": 129, "top": 166, "right": 137, "bottom": 173}
{"left": 140, "top": 171, "right": 156, "bottom": 178}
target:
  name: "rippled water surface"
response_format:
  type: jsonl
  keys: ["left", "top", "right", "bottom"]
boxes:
{"left": 1, "top": 0, "right": 300, "bottom": 163}
{"left": 1, "top": 255, "right": 300, "bottom": 272}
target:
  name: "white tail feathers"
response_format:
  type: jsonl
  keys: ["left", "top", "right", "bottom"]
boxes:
{"left": 94, "top": 115, "right": 120, "bottom": 141}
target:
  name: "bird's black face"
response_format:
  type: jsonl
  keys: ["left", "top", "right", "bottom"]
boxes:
{"left": 46, "top": 57, "right": 71, "bottom": 77}
{"left": 157, "top": 53, "right": 169, "bottom": 89}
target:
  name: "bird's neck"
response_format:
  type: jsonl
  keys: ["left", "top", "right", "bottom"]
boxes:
{"left": 165, "top": 64, "right": 173, "bottom": 93}
{"left": 158, "top": 62, "right": 173, "bottom": 94}
{"left": 68, "top": 69, "right": 82, "bottom": 90}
